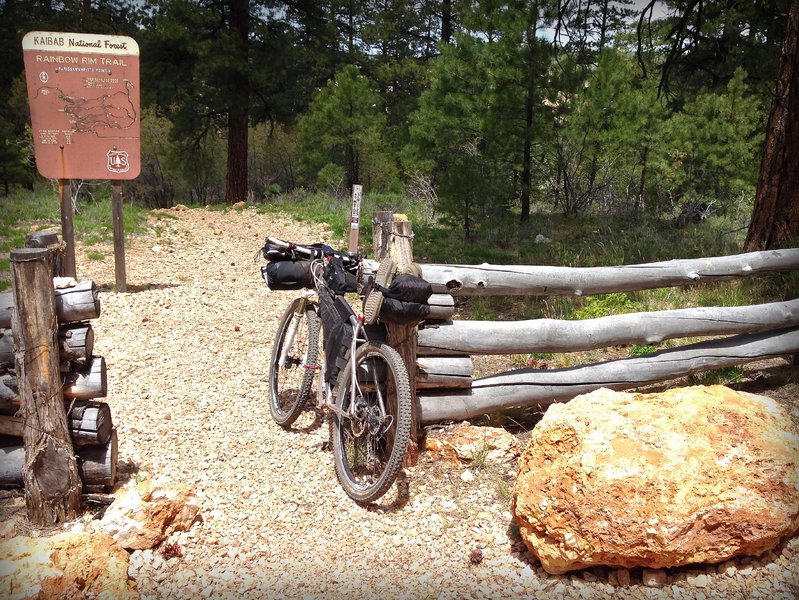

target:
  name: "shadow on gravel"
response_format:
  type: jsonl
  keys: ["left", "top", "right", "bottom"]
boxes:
{"left": 95, "top": 282, "right": 182, "bottom": 293}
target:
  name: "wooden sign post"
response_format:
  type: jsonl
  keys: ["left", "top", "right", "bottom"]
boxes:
{"left": 58, "top": 179, "right": 76, "bottom": 277}
{"left": 111, "top": 182, "right": 127, "bottom": 291}
{"left": 349, "top": 184, "right": 363, "bottom": 253}
{"left": 22, "top": 31, "right": 141, "bottom": 290}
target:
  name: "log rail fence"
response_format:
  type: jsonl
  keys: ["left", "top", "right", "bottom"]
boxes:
{"left": 0, "top": 232, "right": 116, "bottom": 525}
{"left": 373, "top": 214, "right": 799, "bottom": 427}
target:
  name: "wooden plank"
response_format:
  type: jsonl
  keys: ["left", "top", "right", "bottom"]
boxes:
{"left": 0, "top": 430, "right": 117, "bottom": 488}
{"left": 0, "top": 414, "right": 22, "bottom": 436}
{"left": 416, "top": 356, "right": 473, "bottom": 390}
{"left": 418, "top": 326, "right": 799, "bottom": 424}
{"left": 0, "top": 281, "right": 100, "bottom": 328}
{"left": 63, "top": 356, "right": 107, "bottom": 401}
{"left": 417, "top": 356, "right": 474, "bottom": 377}
{"left": 0, "top": 400, "right": 112, "bottom": 445}
{"left": 417, "top": 299, "right": 799, "bottom": 355}
{"left": 0, "top": 329, "right": 12, "bottom": 367}
{"left": 76, "top": 428, "right": 117, "bottom": 490}
{"left": 59, "top": 322, "right": 94, "bottom": 365}
{"left": 3, "top": 323, "right": 93, "bottom": 368}
{"left": 419, "top": 249, "right": 799, "bottom": 296}
{"left": 54, "top": 280, "right": 101, "bottom": 324}
{"left": 426, "top": 294, "right": 456, "bottom": 321}
{"left": 0, "top": 294, "right": 12, "bottom": 330}
{"left": 416, "top": 374, "right": 472, "bottom": 389}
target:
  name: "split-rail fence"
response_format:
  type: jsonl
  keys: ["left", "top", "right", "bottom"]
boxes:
{"left": 371, "top": 214, "right": 799, "bottom": 427}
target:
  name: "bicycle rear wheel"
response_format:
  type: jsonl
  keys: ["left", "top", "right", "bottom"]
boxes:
{"left": 268, "top": 298, "right": 320, "bottom": 427}
{"left": 332, "top": 342, "right": 412, "bottom": 503}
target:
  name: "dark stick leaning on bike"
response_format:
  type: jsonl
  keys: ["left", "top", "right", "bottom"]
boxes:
{"left": 261, "top": 236, "right": 413, "bottom": 504}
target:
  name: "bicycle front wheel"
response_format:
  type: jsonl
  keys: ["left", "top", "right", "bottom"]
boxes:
{"left": 332, "top": 342, "right": 412, "bottom": 503}
{"left": 268, "top": 298, "right": 320, "bottom": 427}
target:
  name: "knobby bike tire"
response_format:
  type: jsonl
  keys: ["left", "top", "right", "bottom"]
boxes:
{"left": 332, "top": 342, "right": 412, "bottom": 503}
{"left": 268, "top": 298, "right": 320, "bottom": 427}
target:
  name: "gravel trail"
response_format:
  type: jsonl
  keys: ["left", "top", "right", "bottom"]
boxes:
{"left": 73, "top": 206, "right": 797, "bottom": 599}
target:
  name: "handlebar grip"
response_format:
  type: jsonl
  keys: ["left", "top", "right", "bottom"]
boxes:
{"left": 265, "top": 236, "right": 290, "bottom": 248}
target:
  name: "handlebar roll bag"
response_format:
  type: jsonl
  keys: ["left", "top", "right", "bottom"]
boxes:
{"left": 261, "top": 260, "right": 312, "bottom": 290}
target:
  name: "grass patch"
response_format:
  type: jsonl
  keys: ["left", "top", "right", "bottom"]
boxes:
{"left": 1, "top": 180, "right": 149, "bottom": 283}
{"left": 629, "top": 344, "right": 658, "bottom": 358}
{"left": 689, "top": 366, "right": 745, "bottom": 386}
{"left": 85, "top": 250, "right": 105, "bottom": 260}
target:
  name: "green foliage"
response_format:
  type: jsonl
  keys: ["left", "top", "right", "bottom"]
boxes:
{"left": 557, "top": 48, "right": 666, "bottom": 215}
{"left": 651, "top": 68, "right": 764, "bottom": 217}
{"left": 629, "top": 344, "right": 658, "bottom": 358}
{"left": 573, "top": 293, "right": 638, "bottom": 320}
{"left": 298, "top": 65, "right": 397, "bottom": 192}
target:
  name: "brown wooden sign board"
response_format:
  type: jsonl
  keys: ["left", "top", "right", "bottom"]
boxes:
{"left": 22, "top": 31, "right": 141, "bottom": 180}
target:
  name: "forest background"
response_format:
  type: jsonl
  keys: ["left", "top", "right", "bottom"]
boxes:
{"left": 0, "top": 1, "right": 797, "bottom": 280}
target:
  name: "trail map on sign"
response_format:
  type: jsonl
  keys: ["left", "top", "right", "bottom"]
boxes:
{"left": 23, "top": 31, "right": 141, "bottom": 180}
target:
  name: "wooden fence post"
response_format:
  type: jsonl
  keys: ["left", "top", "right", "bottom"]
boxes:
{"left": 25, "top": 231, "right": 63, "bottom": 278}
{"left": 373, "top": 213, "right": 420, "bottom": 465}
{"left": 10, "top": 248, "right": 82, "bottom": 525}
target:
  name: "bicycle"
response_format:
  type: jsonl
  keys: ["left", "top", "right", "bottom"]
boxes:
{"left": 261, "top": 236, "right": 413, "bottom": 503}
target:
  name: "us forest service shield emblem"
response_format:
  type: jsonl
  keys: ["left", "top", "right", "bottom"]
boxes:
{"left": 107, "top": 149, "right": 130, "bottom": 173}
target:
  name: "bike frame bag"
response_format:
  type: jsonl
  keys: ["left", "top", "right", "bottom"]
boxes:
{"left": 318, "top": 292, "right": 355, "bottom": 383}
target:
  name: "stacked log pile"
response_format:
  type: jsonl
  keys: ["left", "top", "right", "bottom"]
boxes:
{"left": 0, "top": 247, "right": 116, "bottom": 491}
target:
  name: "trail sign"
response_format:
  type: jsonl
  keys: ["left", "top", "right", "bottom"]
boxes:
{"left": 22, "top": 31, "right": 140, "bottom": 180}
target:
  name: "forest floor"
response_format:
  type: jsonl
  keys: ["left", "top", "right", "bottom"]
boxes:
{"left": 1, "top": 206, "right": 798, "bottom": 599}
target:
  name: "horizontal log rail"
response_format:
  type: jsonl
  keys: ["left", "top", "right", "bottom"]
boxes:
{"left": 419, "top": 249, "right": 799, "bottom": 296}
{"left": 417, "top": 326, "right": 799, "bottom": 423}
{"left": 418, "top": 299, "right": 799, "bottom": 355}
{"left": 0, "top": 281, "right": 100, "bottom": 328}
{"left": 0, "top": 429, "right": 117, "bottom": 489}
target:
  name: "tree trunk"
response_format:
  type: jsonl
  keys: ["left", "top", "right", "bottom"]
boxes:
{"left": 441, "top": 0, "right": 452, "bottom": 44}
{"left": 225, "top": 0, "right": 250, "bottom": 204}
{"left": 745, "top": 0, "right": 799, "bottom": 250}
{"left": 10, "top": 248, "right": 81, "bottom": 525}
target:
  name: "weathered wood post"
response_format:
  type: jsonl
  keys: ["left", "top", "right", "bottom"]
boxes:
{"left": 372, "top": 212, "right": 420, "bottom": 465}
{"left": 25, "top": 231, "right": 63, "bottom": 278}
{"left": 58, "top": 179, "right": 77, "bottom": 278}
{"left": 111, "top": 182, "right": 127, "bottom": 292}
{"left": 10, "top": 248, "right": 82, "bottom": 524}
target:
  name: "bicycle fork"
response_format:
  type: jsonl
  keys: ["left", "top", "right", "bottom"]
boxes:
{"left": 278, "top": 292, "right": 315, "bottom": 371}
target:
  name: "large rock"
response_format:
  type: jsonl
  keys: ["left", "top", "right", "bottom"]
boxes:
{"left": 0, "top": 532, "right": 137, "bottom": 600}
{"left": 512, "top": 385, "right": 799, "bottom": 574}
{"left": 98, "top": 478, "right": 200, "bottom": 550}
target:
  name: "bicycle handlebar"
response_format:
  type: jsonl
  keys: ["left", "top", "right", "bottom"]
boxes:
{"left": 265, "top": 236, "right": 363, "bottom": 264}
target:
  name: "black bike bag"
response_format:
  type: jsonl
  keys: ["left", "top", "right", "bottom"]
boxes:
{"left": 262, "top": 260, "right": 312, "bottom": 291}
{"left": 319, "top": 293, "right": 355, "bottom": 383}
